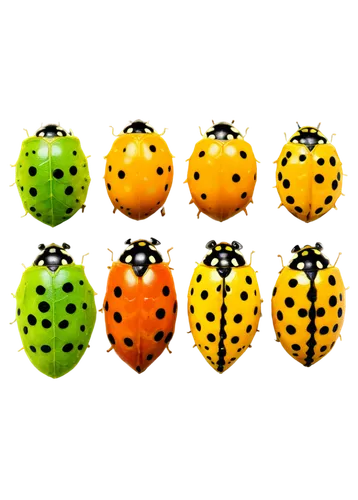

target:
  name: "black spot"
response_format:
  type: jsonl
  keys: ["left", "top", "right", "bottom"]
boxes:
{"left": 333, "top": 324, "right": 339, "bottom": 332}
{"left": 40, "top": 344, "right": 51, "bottom": 354}
{"left": 65, "top": 186, "right": 74, "bottom": 195}
{"left": 295, "top": 206, "right": 303, "bottom": 213}
{"left": 30, "top": 187, "right": 37, "bottom": 197}
{"left": 315, "top": 174, "right": 324, "bottom": 184}
{"left": 254, "top": 306, "right": 258, "bottom": 315}
{"left": 286, "top": 325, "right": 296, "bottom": 335}
{"left": 149, "top": 145, "right": 156, "bottom": 152}
{"left": 206, "top": 312, "right": 215, "bottom": 322}
{"left": 286, "top": 196, "right": 294, "bottom": 204}
{"left": 73, "top": 151, "right": 77, "bottom": 156}
{"left": 36, "top": 285, "right": 46, "bottom": 295}
{"left": 114, "top": 312, "right": 122, "bottom": 323}
{"left": 59, "top": 320, "right": 69, "bottom": 329}
{"left": 104, "top": 301, "right": 109, "bottom": 311}
{"left": 207, "top": 334, "right": 215, "bottom": 342}
{"left": 241, "top": 291, "right": 248, "bottom": 301}
{"left": 272, "top": 287, "right": 277, "bottom": 296}
{"left": 231, "top": 336, "right": 239, "bottom": 344}
{"left": 325, "top": 195, "right": 333, "bottom": 205}
{"left": 277, "top": 311, "right": 283, "bottom": 321}
{"left": 298, "top": 308, "right": 307, "bottom": 318}
{"left": 199, "top": 151, "right": 205, "bottom": 157}
{"left": 286, "top": 152, "right": 292, "bottom": 158}
{"left": 66, "top": 303, "right": 76, "bottom": 314}
{"left": 156, "top": 167, "right": 163, "bottom": 175}
{"left": 316, "top": 307, "right": 325, "bottom": 317}
{"left": 108, "top": 165, "right": 112, "bottom": 172}
{"left": 201, "top": 193, "right": 207, "bottom": 200}
{"left": 190, "top": 305, "right": 194, "bottom": 314}
{"left": 196, "top": 274, "right": 202, "bottom": 283}
{"left": 278, "top": 172, "right": 283, "bottom": 181}
{"left": 17, "top": 308, "right": 21, "bottom": 316}
{"left": 30, "top": 346, "right": 36, "bottom": 353}
{"left": 30, "top": 207, "right": 36, "bottom": 212}
{"left": 38, "top": 301, "right": 50, "bottom": 313}
{"left": 165, "top": 332, "right": 173, "bottom": 343}
{"left": 53, "top": 169, "right": 64, "bottom": 179}
{"left": 118, "top": 170, "right": 125, "bottom": 179}
{"left": 292, "top": 344, "right": 301, "bottom": 351}
{"left": 28, "top": 314, "right": 37, "bottom": 326}
{"left": 299, "top": 155, "right": 306, "bottom": 162}
{"left": 156, "top": 308, "right": 165, "bottom": 319}
{"left": 281, "top": 158, "right": 287, "bottom": 166}
{"left": 332, "top": 180, "right": 338, "bottom": 190}
{"left": 107, "top": 183, "right": 111, "bottom": 191}
{"left": 329, "top": 296, "right": 337, "bottom": 307}
{"left": 78, "top": 344, "right": 84, "bottom": 350}
{"left": 108, "top": 334, "right": 115, "bottom": 345}
{"left": 162, "top": 286, "right": 170, "bottom": 296}
{"left": 338, "top": 308, "right": 343, "bottom": 318}
{"left": 62, "top": 283, "right": 74, "bottom": 293}
{"left": 317, "top": 158, "right": 325, "bottom": 166}
{"left": 66, "top": 208, "right": 73, "bottom": 214}
{"left": 240, "top": 151, "right": 247, "bottom": 159}
{"left": 234, "top": 314, "right": 242, "bottom": 324}
{"left": 136, "top": 366, "right": 141, "bottom": 373}
{"left": 173, "top": 301, "right": 178, "bottom": 314}
{"left": 246, "top": 325, "right": 252, "bottom": 333}
{"left": 289, "top": 279, "right": 298, "bottom": 288}
{"left": 147, "top": 354, "right": 153, "bottom": 361}
{"left": 29, "top": 166, "right": 37, "bottom": 176}
{"left": 70, "top": 166, "right": 77, "bottom": 175}
{"left": 124, "top": 338, "right": 133, "bottom": 347}
{"left": 315, "top": 207, "right": 323, "bottom": 214}
{"left": 285, "top": 297, "right": 294, "bottom": 308}
{"left": 329, "top": 275, "right": 336, "bottom": 286}
{"left": 320, "top": 326, "right": 329, "bottom": 335}
{"left": 194, "top": 172, "right": 200, "bottom": 180}
{"left": 330, "top": 156, "right": 336, "bottom": 166}
{"left": 337, "top": 172, "right": 341, "bottom": 181}
{"left": 246, "top": 276, "right": 252, "bottom": 285}
{"left": 23, "top": 326, "right": 28, "bottom": 334}
{"left": 201, "top": 290, "right": 208, "bottom": 300}
{"left": 62, "top": 343, "right": 73, "bottom": 352}
{"left": 232, "top": 174, "right": 240, "bottom": 182}
{"left": 196, "top": 322, "right": 201, "bottom": 331}
{"left": 154, "top": 331, "right": 164, "bottom": 342}
{"left": 80, "top": 325, "right": 85, "bottom": 332}
{"left": 42, "top": 319, "right": 51, "bottom": 328}
{"left": 283, "top": 179, "right": 290, "bottom": 189}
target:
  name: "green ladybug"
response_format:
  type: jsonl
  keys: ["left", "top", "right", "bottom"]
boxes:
{"left": 15, "top": 243, "right": 97, "bottom": 378}
{"left": 14, "top": 124, "right": 90, "bottom": 227}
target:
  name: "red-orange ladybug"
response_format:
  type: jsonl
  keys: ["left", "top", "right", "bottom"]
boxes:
{"left": 103, "top": 238, "right": 178, "bottom": 373}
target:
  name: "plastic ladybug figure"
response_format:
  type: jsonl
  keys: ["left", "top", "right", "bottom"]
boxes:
{"left": 103, "top": 238, "right": 178, "bottom": 373}
{"left": 14, "top": 124, "right": 90, "bottom": 227}
{"left": 272, "top": 243, "right": 346, "bottom": 367}
{"left": 15, "top": 243, "right": 97, "bottom": 378}
{"left": 275, "top": 124, "right": 343, "bottom": 222}
{"left": 187, "top": 240, "right": 261, "bottom": 373}
{"left": 186, "top": 121, "right": 258, "bottom": 221}
{"left": 104, "top": 120, "right": 174, "bottom": 220}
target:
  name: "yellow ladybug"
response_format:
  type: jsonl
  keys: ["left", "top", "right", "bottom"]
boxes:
{"left": 187, "top": 240, "right": 261, "bottom": 373}
{"left": 275, "top": 124, "right": 343, "bottom": 222}
{"left": 185, "top": 122, "right": 257, "bottom": 221}
{"left": 272, "top": 243, "right": 346, "bottom": 367}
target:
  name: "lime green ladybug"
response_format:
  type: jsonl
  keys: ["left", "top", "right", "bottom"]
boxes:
{"left": 14, "top": 124, "right": 90, "bottom": 227}
{"left": 15, "top": 243, "right": 97, "bottom": 378}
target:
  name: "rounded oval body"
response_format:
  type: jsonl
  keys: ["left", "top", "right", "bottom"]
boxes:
{"left": 272, "top": 243, "right": 345, "bottom": 366}
{"left": 275, "top": 125, "right": 343, "bottom": 222}
{"left": 104, "top": 239, "right": 177, "bottom": 373}
{"left": 187, "top": 122, "right": 257, "bottom": 221}
{"left": 104, "top": 120, "right": 174, "bottom": 220}
{"left": 15, "top": 124, "right": 90, "bottom": 227}
{"left": 15, "top": 243, "right": 97, "bottom": 378}
{"left": 188, "top": 240, "right": 261, "bottom": 373}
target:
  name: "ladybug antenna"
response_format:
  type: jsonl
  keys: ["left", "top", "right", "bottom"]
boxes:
{"left": 212, "top": 119, "right": 215, "bottom": 125}
{"left": 38, "top": 244, "right": 45, "bottom": 250}
{"left": 291, "top": 245, "right": 301, "bottom": 253}
{"left": 316, "top": 242, "right": 323, "bottom": 251}
{"left": 232, "top": 120, "right": 235, "bottom": 124}
{"left": 317, "top": 122, "right": 321, "bottom": 130}
{"left": 205, "top": 240, "right": 216, "bottom": 249}
{"left": 296, "top": 122, "right": 301, "bottom": 129}
{"left": 124, "top": 238, "right": 132, "bottom": 245}
{"left": 232, "top": 241, "right": 243, "bottom": 250}
{"left": 63, "top": 243, "right": 71, "bottom": 249}
{"left": 151, "top": 237, "right": 161, "bottom": 245}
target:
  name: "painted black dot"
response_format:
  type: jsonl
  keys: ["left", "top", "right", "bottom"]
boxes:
{"left": 168, "top": 166, "right": 171, "bottom": 172}
{"left": 277, "top": 311, "right": 283, "bottom": 321}
{"left": 337, "top": 172, "right": 341, "bottom": 181}
{"left": 254, "top": 306, "right": 258, "bottom": 315}
{"left": 36, "top": 285, "right": 46, "bottom": 295}
{"left": 234, "top": 314, "right": 242, "bottom": 324}
{"left": 207, "top": 334, "right": 215, "bottom": 342}
{"left": 156, "top": 167, "right": 164, "bottom": 176}
{"left": 320, "top": 346, "right": 327, "bottom": 353}
{"left": 246, "top": 276, "right": 252, "bottom": 285}
{"left": 299, "top": 155, "right": 306, "bottom": 162}
{"left": 278, "top": 172, "right": 282, "bottom": 181}
{"left": 107, "top": 183, "right": 111, "bottom": 191}
{"left": 201, "top": 193, "right": 207, "bottom": 200}
{"left": 78, "top": 344, "right": 84, "bottom": 350}
{"left": 108, "top": 334, "right": 115, "bottom": 345}
{"left": 162, "top": 286, "right": 170, "bottom": 297}
{"left": 80, "top": 325, "right": 85, "bottom": 332}
{"left": 317, "top": 307, "right": 325, "bottom": 317}
{"left": 62, "top": 283, "right": 74, "bottom": 293}
{"left": 190, "top": 305, "right": 194, "bottom": 314}
{"left": 329, "top": 275, "right": 336, "bottom": 286}
{"left": 17, "top": 308, "right": 21, "bottom": 316}
{"left": 23, "top": 326, "right": 28, "bottom": 334}
{"left": 29, "top": 166, "right": 37, "bottom": 176}
{"left": 232, "top": 174, "right": 240, "bottom": 182}
{"left": 315, "top": 174, "right": 324, "bottom": 184}
{"left": 246, "top": 325, "right": 252, "bottom": 333}
{"left": 231, "top": 336, "right": 239, "bottom": 344}
{"left": 329, "top": 296, "right": 337, "bottom": 307}
{"left": 286, "top": 325, "right": 296, "bottom": 334}
{"left": 241, "top": 291, "right": 248, "bottom": 301}
{"left": 53, "top": 169, "right": 64, "bottom": 179}
{"left": 62, "top": 343, "right": 73, "bottom": 352}
{"left": 332, "top": 180, "right": 338, "bottom": 190}
{"left": 114, "top": 286, "right": 122, "bottom": 298}
{"left": 147, "top": 354, "right": 153, "bottom": 361}
{"left": 272, "top": 287, "right": 277, "bottom": 296}
{"left": 285, "top": 297, "right": 294, "bottom": 308}
{"left": 320, "top": 326, "right": 329, "bottom": 335}
{"left": 240, "top": 151, "right": 247, "bottom": 159}
{"left": 206, "top": 312, "right": 215, "bottom": 322}
{"left": 30, "top": 207, "right": 36, "bottom": 212}
{"left": 173, "top": 301, "right": 178, "bottom": 314}
{"left": 317, "top": 158, "right": 325, "bottom": 166}
{"left": 30, "top": 187, "right": 37, "bottom": 196}
{"left": 149, "top": 145, "right": 156, "bottom": 152}
{"left": 72, "top": 151, "right": 77, "bottom": 156}
{"left": 114, "top": 312, "right": 122, "bottom": 323}
{"left": 165, "top": 332, "right": 173, "bottom": 343}
{"left": 28, "top": 314, "right": 37, "bottom": 326}
{"left": 286, "top": 152, "right": 292, "bottom": 158}
{"left": 295, "top": 206, "right": 303, "bottom": 213}
{"left": 66, "top": 303, "right": 76, "bottom": 314}
{"left": 30, "top": 346, "right": 36, "bottom": 353}
{"left": 41, "top": 345, "right": 51, "bottom": 353}
{"left": 196, "top": 274, "right": 202, "bottom": 283}
{"left": 289, "top": 279, "right": 298, "bottom": 288}
{"left": 196, "top": 322, "right": 201, "bottom": 331}
{"left": 283, "top": 179, "right": 290, "bottom": 189}
{"left": 292, "top": 344, "right": 301, "bottom": 351}
{"left": 108, "top": 165, "right": 112, "bottom": 172}
{"left": 281, "top": 158, "right": 287, "bottom": 166}
{"left": 201, "top": 290, "right": 208, "bottom": 300}
{"left": 325, "top": 195, "right": 333, "bottom": 205}
{"left": 70, "top": 166, "right": 77, "bottom": 175}
{"left": 298, "top": 308, "right": 307, "bottom": 318}
{"left": 66, "top": 208, "right": 73, "bottom": 214}
{"left": 338, "top": 308, "right": 343, "bottom": 318}
{"left": 286, "top": 196, "right": 294, "bottom": 204}
{"left": 124, "top": 338, "right": 133, "bottom": 347}
{"left": 136, "top": 366, "right": 141, "bottom": 373}
{"left": 194, "top": 172, "right": 200, "bottom": 180}
{"left": 38, "top": 301, "right": 50, "bottom": 313}
{"left": 315, "top": 207, "right": 323, "bottom": 214}
{"left": 65, "top": 186, "right": 74, "bottom": 195}
{"left": 118, "top": 170, "right": 125, "bottom": 179}
{"left": 333, "top": 324, "right": 338, "bottom": 332}
{"left": 42, "top": 319, "right": 52, "bottom": 328}
{"left": 59, "top": 320, "right": 69, "bottom": 329}
{"left": 156, "top": 308, "right": 166, "bottom": 319}
{"left": 199, "top": 151, "right": 205, "bottom": 157}
{"left": 330, "top": 156, "right": 336, "bottom": 166}
{"left": 104, "top": 301, "right": 109, "bottom": 311}
{"left": 154, "top": 331, "right": 164, "bottom": 341}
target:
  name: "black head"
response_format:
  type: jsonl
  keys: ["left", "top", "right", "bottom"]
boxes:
{"left": 119, "top": 238, "right": 163, "bottom": 277}
{"left": 35, "top": 124, "right": 71, "bottom": 138}
{"left": 289, "top": 124, "right": 327, "bottom": 151}
{"left": 34, "top": 243, "right": 74, "bottom": 272}
{"left": 204, "top": 122, "right": 242, "bottom": 141}
{"left": 203, "top": 240, "right": 246, "bottom": 269}
{"left": 123, "top": 120, "right": 154, "bottom": 134}
{"left": 289, "top": 243, "right": 329, "bottom": 273}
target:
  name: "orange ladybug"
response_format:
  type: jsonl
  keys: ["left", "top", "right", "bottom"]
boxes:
{"left": 186, "top": 121, "right": 258, "bottom": 221}
{"left": 104, "top": 120, "right": 174, "bottom": 220}
{"left": 103, "top": 238, "right": 178, "bottom": 373}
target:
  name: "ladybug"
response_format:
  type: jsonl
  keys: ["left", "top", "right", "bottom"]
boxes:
{"left": 15, "top": 243, "right": 97, "bottom": 378}
{"left": 14, "top": 124, "right": 91, "bottom": 227}
{"left": 187, "top": 240, "right": 261, "bottom": 373}
{"left": 186, "top": 121, "right": 257, "bottom": 221}
{"left": 272, "top": 243, "right": 346, "bottom": 367}
{"left": 275, "top": 124, "right": 343, "bottom": 222}
{"left": 103, "top": 238, "right": 178, "bottom": 373}
{"left": 104, "top": 120, "right": 174, "bottom": 220}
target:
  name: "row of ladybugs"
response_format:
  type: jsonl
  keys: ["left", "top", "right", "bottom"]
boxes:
{"left": 14, "top": 121, "right": 343, "bottom": 226}
{"left": 14, "top": 239, "right": 345, "bottom": 378}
